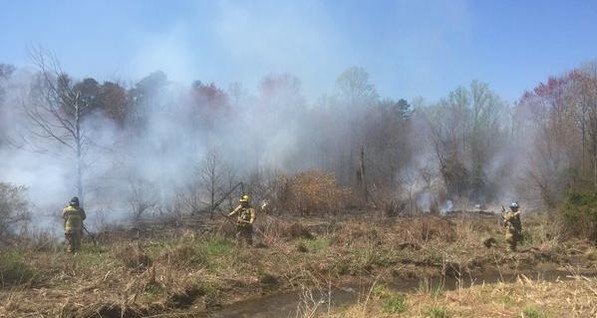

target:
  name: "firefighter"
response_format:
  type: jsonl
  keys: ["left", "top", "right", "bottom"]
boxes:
{"left": 228, "top": 194, "right": 256, "bottom": 245}
{"left": 503, "top": 202, "right": 522, "bottom": 252}
{"left": 62, "top": 196, "right": 86, "bottom": 253}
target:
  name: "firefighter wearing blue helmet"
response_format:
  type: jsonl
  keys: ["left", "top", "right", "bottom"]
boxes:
{"left": 502, "top": 202, "right": 522, "bottom": 251}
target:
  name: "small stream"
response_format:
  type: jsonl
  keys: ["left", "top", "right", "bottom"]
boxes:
{"left": 209, "top": 269, "right": 595, "bottom": 318}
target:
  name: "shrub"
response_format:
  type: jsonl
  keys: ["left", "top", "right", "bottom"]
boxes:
{"left": 274, "top": 171, "right": 350, "bottom": 216}
{"left": 0, "top": 249, "right": 37, "bottom": 286}
{"left": 560, "top": 191, "right": 597, "bottom": 241}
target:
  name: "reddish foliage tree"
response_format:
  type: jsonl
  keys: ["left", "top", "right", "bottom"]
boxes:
{"left": 98, "top": 82, "right": 129, "bottom": 126}
{"left": 190, "top": 81, "right": 230, "bottom": 129}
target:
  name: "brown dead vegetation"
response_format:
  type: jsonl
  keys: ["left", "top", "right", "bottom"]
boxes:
{"left": 0, "top": 212, "right": 596, "bottom": 317}
{"left": 325, "top": 273, "right": 597, "bottom": 318}
{"left": 113, "top": 243, "right": 153, "bottom": 271}
{"left": 273, "top": 171, "right": 350, "bottom": 216}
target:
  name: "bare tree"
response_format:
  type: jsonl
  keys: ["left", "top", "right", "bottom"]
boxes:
{"left": 224, "top": 163, "right": 239, "bottom": 210}
{"left": 127, "top": 176, "right": 159, "bottom": 220}
{"left": 200, "top": 148, "right": 224, "bottom": 218}
{"left": 518, "top": 73, "right": 581, "bottom": 206}
{"left": 22, "top": 50, "right": 92, "bottom": 203}
{"left": 571, "top": 64, "right": 597, "bottom": 189}
{"left": 178, "top": 178, "right": 203, "bottom": 216}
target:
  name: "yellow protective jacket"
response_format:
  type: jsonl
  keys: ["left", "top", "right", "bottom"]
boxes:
{"left": 503, "top": 211, "right": 522, "bottom": 234}
{"left": 63, "top": 205, "right": 86, "bottom": 233}
{"left": 228, "top": 205, "right": 256, "bottom": 226}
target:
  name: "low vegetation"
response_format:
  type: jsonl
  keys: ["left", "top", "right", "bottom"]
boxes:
{"left": 0, "top": 210, "right": 595, "bottom": 317}
{"left": 561, "top": 190, "right": 597, "bottom": 241}
{"left": 326, "top": 274, "right": 596, "bottom": 317}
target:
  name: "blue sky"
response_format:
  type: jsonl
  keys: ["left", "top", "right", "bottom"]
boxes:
{"left": 1, "top": 0, "right": 596, "bottom": 102}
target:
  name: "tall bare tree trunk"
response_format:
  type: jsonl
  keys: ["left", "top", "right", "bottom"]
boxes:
{"left": 210, "top": 174, "right": 215, "bottom": 219}
{"left": 75, "top": 94, "right": 84, "bottom": 206}
{"left": 594, "top": 154, "right": 597, "bottom": 191}
{"left": 357, "top": 144, "right": 370, "bottom": 204}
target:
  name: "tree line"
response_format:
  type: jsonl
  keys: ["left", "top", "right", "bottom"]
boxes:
{"left": 1, "top": 53, "right": 597, "bottom": 222}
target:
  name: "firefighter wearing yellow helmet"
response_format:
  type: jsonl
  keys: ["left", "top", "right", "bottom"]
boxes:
{"left": 62, "top": 196, "right": 87, "bottom": 253}
{"left": 228, "top": 194, "right": 256, "bottom": 245}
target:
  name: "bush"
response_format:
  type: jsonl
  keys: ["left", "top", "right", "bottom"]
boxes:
{"left": 560, "top": 191, "right": 597, "bottom": 241}
{"left": 274, "top": 171, "right": 350, "bottom": 216}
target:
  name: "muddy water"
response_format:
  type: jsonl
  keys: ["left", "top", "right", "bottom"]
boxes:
{"left": 209, "top": 270, "right": 595, "bottom": 318}
{"left": 208, "top": 287, "right": 358, "bottom": 318}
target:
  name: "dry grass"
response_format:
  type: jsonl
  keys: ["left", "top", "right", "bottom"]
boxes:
{"left": 114, "top": 243, "right": 153, "bottom": 271}
{"left": 325, "top": 273, "right": 597, "bottom": 317}
{"left": 0, "top": 213, "right": 596, "bottom": 317}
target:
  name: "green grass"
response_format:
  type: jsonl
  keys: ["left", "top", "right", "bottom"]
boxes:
{"left": 521, "top": 232, "right": 532, "bottom": 245}
{"left": 373, "top": 285, "right": 408, "bottom": 314}
{"left": 426, "top": 249, "right": 443, "bottom": 264}
{"left": 0, "top": 249, "right": 38, "bottom": 287}
{"left": 144, "top": 283, "right": 163, "bottom": 298}
{"left": 418, "top": 277, "right": 445, "bottom": 297}
{"left": 77, "top": 245, "right": 117, "bottom": 269}
{"left": 424, "top": 305, "right": 451, "bottom": 318}
{"left": 200, "top": 237, "right": 234, "bottom": 256}
{"left": 146, "top": 239, "right": 175, "bottom": 258}
{"left": 498, "top": 294, "right": 515, "bottom": 306}
{"left": 381, "top": 293, "right": 408, "bottom": 314}
{"left": 296, "top": 236, "right": 331, "bottom": 254}
{"left": 520, "top": 307, "right": 548, "bottom": 318}
{"left": 347, "top": 245, "right": 395, "bottom": 273}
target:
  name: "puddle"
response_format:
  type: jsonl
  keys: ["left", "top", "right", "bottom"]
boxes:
{"left": 209, "top": 287, "right": 357, "bottom": 318}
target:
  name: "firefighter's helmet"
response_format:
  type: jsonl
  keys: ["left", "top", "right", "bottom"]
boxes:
{"left": 70, "top": 196, "right": 80, "bottom": 207}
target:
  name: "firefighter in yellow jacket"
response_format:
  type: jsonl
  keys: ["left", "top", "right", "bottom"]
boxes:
{"left": 502, "top": 202, "right": 522, "bottom": 252}
{"left": 63, "top": 197, "right": 86, "bottom": 253}
{"left": 228, "top": 194, "right": 256, "bottom": 245}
